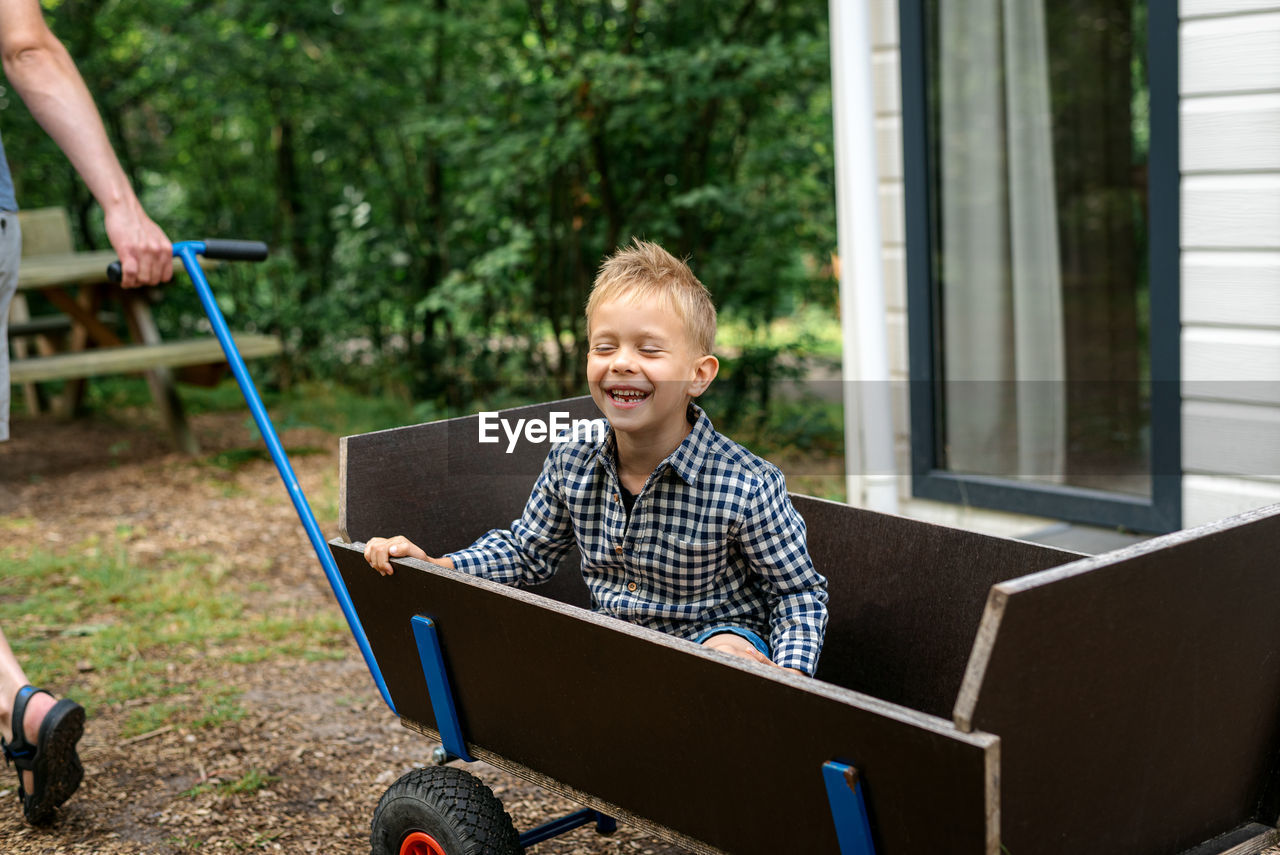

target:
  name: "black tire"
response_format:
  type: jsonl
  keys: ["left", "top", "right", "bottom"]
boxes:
{"left": 370, "top": 766, "right": 522, "bottom": 855}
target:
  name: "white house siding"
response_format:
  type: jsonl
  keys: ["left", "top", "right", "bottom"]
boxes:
{"left": 868, "top": 0, "right": 916, "bottom": 508}
{"left": 867, "top": 0, "right": 912, "bottom": 489}
{"left": 1181, "top": 3, "right": 1280, "bottom": 526}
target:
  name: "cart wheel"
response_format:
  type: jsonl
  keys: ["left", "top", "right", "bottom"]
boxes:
{"left": 370, "top": 766, "right": 522, "bottom": 855}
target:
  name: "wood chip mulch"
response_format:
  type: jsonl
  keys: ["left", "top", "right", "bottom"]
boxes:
{"left": 0, "top": 409, "right": 691, "bottom": 855}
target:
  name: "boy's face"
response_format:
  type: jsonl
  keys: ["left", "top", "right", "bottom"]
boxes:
{"left": 586, "top": 295, "right": 718, "bottom": 446}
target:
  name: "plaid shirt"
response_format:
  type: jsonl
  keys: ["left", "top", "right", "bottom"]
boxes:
{"left": 448, "top": 404, "right": 829, "bottom": 674}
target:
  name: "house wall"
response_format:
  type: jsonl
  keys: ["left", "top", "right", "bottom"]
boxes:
{"left": 1180, "top": 1, "right": 1280, "bottom": 525}
{"left": 867, "top": 0, "right": 1280, "bottom": 534}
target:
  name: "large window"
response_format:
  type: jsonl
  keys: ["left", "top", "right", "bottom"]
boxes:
{"left": 901, "top": 0, "right": 1180, "bottom": 532}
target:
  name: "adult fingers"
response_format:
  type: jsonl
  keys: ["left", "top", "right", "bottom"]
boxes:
{"left": 143, "top": 224, "right": 174, "bottom": 285}
{"left": 130, "top": 229, "right": 172, "bottom": 287}
{"left": 116, "top": 253, "right": 140, "bottom": 289}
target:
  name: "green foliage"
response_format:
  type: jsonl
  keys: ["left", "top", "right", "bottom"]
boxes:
{"left": 5, "top": 0, "right": 836, "bottom": 411}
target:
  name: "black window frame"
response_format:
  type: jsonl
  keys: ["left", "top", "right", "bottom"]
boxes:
{"left": 899, "top": 0, "right": 1181, "bottom": 533}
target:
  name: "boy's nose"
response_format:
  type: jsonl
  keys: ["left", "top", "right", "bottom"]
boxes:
{"left": 609, "top": 349, "right": 637, "bottom": 373}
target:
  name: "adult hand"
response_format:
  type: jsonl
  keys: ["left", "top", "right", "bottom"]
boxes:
{"left": 104, "top": 202, "right": 172, "bottom": 288}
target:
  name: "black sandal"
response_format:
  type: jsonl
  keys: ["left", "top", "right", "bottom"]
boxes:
{"left": 2, "top": 686, "right": 85, "bottom": 824}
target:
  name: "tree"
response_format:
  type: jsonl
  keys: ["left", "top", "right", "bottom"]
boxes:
{"left": 4, "top": 0, "right": 836, "bottom": 410}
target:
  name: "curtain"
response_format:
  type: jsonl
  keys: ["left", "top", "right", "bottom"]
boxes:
{"left": 938, "top": 0, "right": 1065, "bottom": 481}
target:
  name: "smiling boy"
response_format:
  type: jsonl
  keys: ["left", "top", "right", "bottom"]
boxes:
{"left": 364, "top": 239, "right": 829, "bottom": 675}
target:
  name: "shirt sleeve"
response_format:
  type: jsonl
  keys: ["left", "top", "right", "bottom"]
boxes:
{"left": 446, "top": 449, "right": 575, "bottom": 587}
{"left": 735, "top": 466, "right": 829, "bottom": 675}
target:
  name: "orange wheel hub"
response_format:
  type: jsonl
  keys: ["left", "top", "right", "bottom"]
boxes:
{"left": 399, "top": 831, "right": 447, "bottom": 855}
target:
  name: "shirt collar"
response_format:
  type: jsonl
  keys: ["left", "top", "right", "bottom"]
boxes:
{"left": 593, "top": 402, "right": 715, "bottom": 486}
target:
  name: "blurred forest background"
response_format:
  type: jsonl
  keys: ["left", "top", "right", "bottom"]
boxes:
{"left": 5, "top": 0, "right": 842, "bottom": 468}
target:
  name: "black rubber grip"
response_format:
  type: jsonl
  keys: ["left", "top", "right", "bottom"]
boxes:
{"left": 106, "top": 239, "right": 269, "bottom": 282}
{"left": 201, "top": 239, "right": 269, "bottom": 261}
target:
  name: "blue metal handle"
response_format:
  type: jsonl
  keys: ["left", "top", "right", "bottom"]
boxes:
{"left": 172, "top": 240, "right": 396, "bottom": 714}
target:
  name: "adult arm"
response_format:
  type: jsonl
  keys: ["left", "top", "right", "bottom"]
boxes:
{"left": 0, "top": 0, "right": 170, "bottom": 286}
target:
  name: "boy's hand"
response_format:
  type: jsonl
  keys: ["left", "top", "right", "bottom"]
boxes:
{"left": 700, "top": 633, "right": 804, "bottom": 676}
{"left": 362, "top": 535, "right": 453, "bottom": 575}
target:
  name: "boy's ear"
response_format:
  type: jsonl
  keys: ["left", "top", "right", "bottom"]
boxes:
{"left": 688, "top": 354, "right": 719, "bottom": 397}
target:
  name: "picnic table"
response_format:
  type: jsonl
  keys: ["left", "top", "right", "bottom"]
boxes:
{"left": 6, "top": 209, "right": 281, "bottom": 453}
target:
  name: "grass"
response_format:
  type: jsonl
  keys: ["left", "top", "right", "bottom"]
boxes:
{"left": 122, "top": 701, "right": 187, "bottom": 737}
{"left": 14, "top": 372, "right": 419, "bottom": 439}
{"left": 180, "top": 768, "right": 279, "bottom": 800}
{"left": 178, "top": 378, "right": 417, "bottom": 438}
{"left": 0, "top": 535, "right": 348, "bottom": 736}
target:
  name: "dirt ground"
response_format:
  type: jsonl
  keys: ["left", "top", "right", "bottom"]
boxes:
{"left": 0, "top": 410, "right": 692, "bottom": 855}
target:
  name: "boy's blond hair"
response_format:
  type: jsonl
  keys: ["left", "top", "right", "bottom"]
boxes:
{"left": 585, "top": 239, "right": 717, "bottom": 355}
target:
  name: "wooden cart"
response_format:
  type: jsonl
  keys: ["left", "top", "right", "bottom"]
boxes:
{"left": 330, "top": 397, "right": 1280, "bottom": 855}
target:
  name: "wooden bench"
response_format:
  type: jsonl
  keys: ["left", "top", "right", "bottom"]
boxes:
{"left": 6, "top": 207, "right": 280, "bottom": 452}
{"left": 9, "top": 333, "right": 282, "bottom": 384}
{"left": 9, "top": 313, "right": 77, "bottom": 338}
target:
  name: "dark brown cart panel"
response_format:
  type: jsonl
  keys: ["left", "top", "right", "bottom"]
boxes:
{"left": 957, "top": 504, "right": 1280, "bottom": 855}
{"left": 338, "top": 396, "right": 1082, "bottom": 717}
{"left": 796, "top": 494, "right": 1080, "bottom": 718}
{"left": 338, "top": 396, "right": 601, "bottom": 608}
{"left": 336, "top": 397, "right": 1280, "bottom": 854}
{"left": 330, "top": 541, "right": 1000, "bottom": 855}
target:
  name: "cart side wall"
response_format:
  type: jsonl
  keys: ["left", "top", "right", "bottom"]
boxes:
{"left": 330, "top": 540, "right": 1000, "bottom": 855}
{"left": 339, "top": 398, "right": 1081, "bottom": 716}
{"left": 339, "top": 396, "right": 600, "bottom": 608}
{"left": 961, "top": 503, "right": 1280, "bottom": 855}
{"left": 795, "top": 495, "right": 1078, "bottom": 716}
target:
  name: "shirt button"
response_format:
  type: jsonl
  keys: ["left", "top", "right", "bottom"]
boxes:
{"left": 613, "top": 493, "right": 620, "bottom": 503}
{"left": 627, "top": 581, "right": 638, "bottom": 592}
{"left": 614, "top": 544, "right": 624, "bottom": 555}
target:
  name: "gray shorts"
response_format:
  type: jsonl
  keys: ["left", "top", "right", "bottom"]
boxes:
{"left": 0, "top": 212, "right": 21, "bottom": 442}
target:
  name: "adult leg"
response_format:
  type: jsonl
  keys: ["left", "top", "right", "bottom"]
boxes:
{"left": 1, "top": 626, "right": 85, "bottom": 823}
{"left": 0, "top": 211, "right": 20, "bottom": 441}
{"left": 0, "top": 215, "right": 50, "bottom": 803}
{"left": 1, "top": 627, "right": 54, "bottom": 788}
